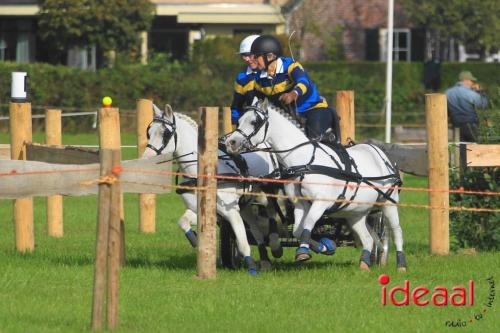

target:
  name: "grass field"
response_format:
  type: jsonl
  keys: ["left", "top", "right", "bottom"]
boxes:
{"left": 0, "top": 132, "right": 498, "bottom": 332}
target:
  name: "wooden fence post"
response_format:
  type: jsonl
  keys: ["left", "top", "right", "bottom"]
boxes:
{"left": 90, "top": 148, "right": 121, "bottom": 331}
{"left": 136, "top": 99, "right": 156, "bottom": 233}
{"left": 9, "top": 101, "right": 34, "bottom": 252}
{"left": 45, "top": 109, "right": 63, "bottom": 237}
{"left": 453, "top": 127, "right": 460, "bottom": 170}
{"left": 107, "top": 150, "right": 121, "bottom": 329}
{"left": 91, "top": 149, "right": 113, "bottom": 331}
{"left": 336, "top": 90, "right": 355, "bottom": 144}
{"left": 197, "top": 107, "right": 218, "bottom": 279}
{"left": 98, "top": 107, "right": 126, "bottom": 265}
{"left": 222, "top": 107, "right": 233, "bottom": 134}
{"left": 425, "top": 93, "right": 449, "bottom": 255}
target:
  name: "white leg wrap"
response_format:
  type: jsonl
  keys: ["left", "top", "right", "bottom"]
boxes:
{"left": 178, "top": 209, "right": 197, "bottom": 232}
{"left": 383, "top": 205, "right": 404, "bottom": 252}
{"left": 348, "top": 216, "right": 373, "bottom": 251}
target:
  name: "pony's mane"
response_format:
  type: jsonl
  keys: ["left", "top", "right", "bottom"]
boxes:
{"left": 266, "top": 103, "right": 306, "bottom": 134}
{"left": 174, "top": 112, "right": 198, "bottom": 130}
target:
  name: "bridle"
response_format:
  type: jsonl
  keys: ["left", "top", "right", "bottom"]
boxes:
{"left": 234, "top": 105, "right": 269, "bottom": 150}
{"left": 146, "top": 113, "right": 177, "bottom": 155}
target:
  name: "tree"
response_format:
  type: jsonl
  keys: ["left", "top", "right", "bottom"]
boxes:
{"left": 401, "top": 0, "right": 500, "bottom": 58}
{"left": 38, "top": 0, "right": 155, "bottom": 62}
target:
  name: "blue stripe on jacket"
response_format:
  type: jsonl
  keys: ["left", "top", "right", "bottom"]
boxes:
{"left": 230, "top": 68, "right": 257, "bottom": 123}
{"left": 254, "top": 57, "right": 328, "bottom": 113}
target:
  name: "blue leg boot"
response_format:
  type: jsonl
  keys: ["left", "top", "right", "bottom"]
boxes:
{"left": 295, "top": 229, "right": 312, "bottom": 262}
{"left": 295, "top": 246, "right": 311, "bottom": 262}
{"left": 359, "top": 249, "right": 371, "bottom": 270}
{"left": 396, "top": 251, "right": 407, "bottom": 272}
{"left": 310, "top": 238, "right": 336, "bottom": 255}
{"left": 244, "top": 256, "right": 258, "bottom": 276}
{"left": 184, "top": 229, "right": 197, "bottom": 248}
{"left": 319, "top": 237, "right": 336, "bottom": 255}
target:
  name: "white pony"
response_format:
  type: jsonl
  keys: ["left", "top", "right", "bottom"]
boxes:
{"left": 225, "top": 100, "right": 407, "bottom": 271}
{"left": 142, "top": 104, "right": 282, "bottom": 274}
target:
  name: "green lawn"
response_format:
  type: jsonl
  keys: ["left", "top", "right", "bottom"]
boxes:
{"left": 0, "top": 133, "right": 498, "bottom": 332}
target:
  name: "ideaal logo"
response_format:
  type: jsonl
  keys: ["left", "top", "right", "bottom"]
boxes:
{"left": 378, "top": 274, "right": 474, "bottom": 306}
{"left": 378, "top": 275, "right": 496, "bottom": 328}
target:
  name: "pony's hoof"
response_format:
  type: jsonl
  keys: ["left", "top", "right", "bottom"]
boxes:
{"left": 319, "top": 237, "right": 336, "bottom": 255}
{"left": 359, "top": 249, "right": 371, "bottom": 271}
{"left": 359, "top": 261, "right": 371, "bottom": 271}
{"left": 271, "top": 246, "right": 283, "bottom": 259}
{"left": 295, "top": 247, "right": 311, "bottom": 262}
{"left": 259, "top": 260, "right": 272, "bottom": 271}
{"left": 244, "top": 256, "right": 258, "bottom": 276}
{"left": 184, "top": 229, "right": 198, "bottom": 248}
{"left": 269, "top": 233, "right": 283, "bottom": 258}
{"left": 396, "top": 251, "right": 407, "bottom": 272}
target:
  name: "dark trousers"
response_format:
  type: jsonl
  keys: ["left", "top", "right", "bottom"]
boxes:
{"left": 300, "top": 107, "right": 341, "bottom": 142}
{"left": 456, "top": 122, "right": 478, "bottom": 142}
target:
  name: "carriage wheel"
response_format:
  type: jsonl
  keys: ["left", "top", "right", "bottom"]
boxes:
{"left": 219, "top": 218, "right": 243, "bottom": 269}
{"left": 368, "top": 212, "right": 390, "bottom": 267}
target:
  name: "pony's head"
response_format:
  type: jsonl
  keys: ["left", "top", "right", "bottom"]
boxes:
{"left": 225, "top": 99, "right": 270, "bottom": 154}
{"left": 142, "top": 104, "right": 177, "bottom": 158}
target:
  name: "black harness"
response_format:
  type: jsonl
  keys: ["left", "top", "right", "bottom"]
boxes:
{"left": 238, "top": 105, "right": 402, "bottom": 213}
{"left": 146, "top": 114, "right": 178, "bottom": 155}
{"left": 233, "top": 106, "right": 270, "bottom": 150}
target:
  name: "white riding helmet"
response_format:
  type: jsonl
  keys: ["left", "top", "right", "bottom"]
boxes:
{"left": 239, "top": 35, "right": 260, "bottom": 54}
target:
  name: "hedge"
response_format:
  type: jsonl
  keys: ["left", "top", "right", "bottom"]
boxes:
{"left": 449, "top": 105, "right": 500, "bottom": 251}
{"left": 1, "top": 59, "right": 499, "bottom": 135}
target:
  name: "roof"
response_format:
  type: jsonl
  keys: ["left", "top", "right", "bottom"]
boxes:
{"left": 0, "top": 1, "right": 285, "bottom": 24}
{"left": 0, "top": 3, "right": 38, "bottom": 16}
{"left": 156, "top": 4, "right": 284, "bottom": 24}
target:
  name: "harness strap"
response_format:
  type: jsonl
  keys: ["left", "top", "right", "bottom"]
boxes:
{"left": 281, "top": 164, "right": 400, "bottom": 206}
{"left": 218, "top": 142, "right": 250, "bottom": 177}
{"left": 282, "top": 164, "right": 363, "bottom": 182}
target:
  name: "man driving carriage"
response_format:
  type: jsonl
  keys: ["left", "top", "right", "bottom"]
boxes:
{"left": 249, "top": 35, "right": 341, "bottom": 143}
{"left": 230, "top": 35, "right": 260, "bottom": 125}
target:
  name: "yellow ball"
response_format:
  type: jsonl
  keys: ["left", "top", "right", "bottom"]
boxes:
{"left": 102, "top": 96, "right": 112, "bottom": 107}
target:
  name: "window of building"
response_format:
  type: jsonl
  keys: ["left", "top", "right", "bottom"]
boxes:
{"left": 379, "top": 28, "right": 411, "bottom": 62}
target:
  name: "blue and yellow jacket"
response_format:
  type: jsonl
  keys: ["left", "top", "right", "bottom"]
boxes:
{"left": 254, "top": 57, "right": 328, "bottom": 113}
{"left": 230, "top": 67, "right": 257, "bottom": 123}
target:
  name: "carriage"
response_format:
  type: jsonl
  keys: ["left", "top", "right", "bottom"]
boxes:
{"left": 218, "top": 201, "right": 390, "bottom": 269}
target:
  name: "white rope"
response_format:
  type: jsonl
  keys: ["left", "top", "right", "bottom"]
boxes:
{"left": 70, "top": 145, "right": 138, "bottom": 149}
{"left": 0, "top": 111, "right": 98, "bottom": 121}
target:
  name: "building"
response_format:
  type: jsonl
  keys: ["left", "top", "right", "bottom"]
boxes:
{"left": 286, "top": 0, "right": 499, "bottom": 63}
{"left": 1, "top": 0, "right": 497, "bottom": 67}
{"left": 0, "top": 0, "right": 285, "bottom": 68}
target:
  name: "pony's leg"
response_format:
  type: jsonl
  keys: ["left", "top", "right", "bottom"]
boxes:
{"left": 268, "top": 218, "right": 283, "bottom": 258}
{"left": 382, "top": 203, "right": 407, "bottom": 272}
{"left": 263, "top": 197, "right": 283, "bottom": 258}
{"left": 295, "top": 201, "right": 334, "bottom": 261}
{"left": 347, "top": 215, "right": 374, "bottom": 271}
{"left": 240, "top": 204, "right": 272, "bottom": 271}
{"left": 178, "top": 209, "right": 197, "bottom": 248}
{"left": 292, "top": 200, "right": 309, "bottom": 239}
{"left": 180, "top": 192, "right": 198, "bottom": 247}
{"left": 217, "top": 191, "right": 257, "bottom": 275}
{"left": 222, "top": 208, "right": 257, "bottom": 275}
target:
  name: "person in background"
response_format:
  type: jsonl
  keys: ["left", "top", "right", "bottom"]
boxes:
{"left": 423, "top": 56, "right": 441, "bottom": 92}
{"left": 250, "top": 35, "right": 341, "bottom": 143}
{"left": 230, "top": 35, "right": 260, "bottom": 124}
{"left": 446, "top": 71, "right": 488, "bottom": 142}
